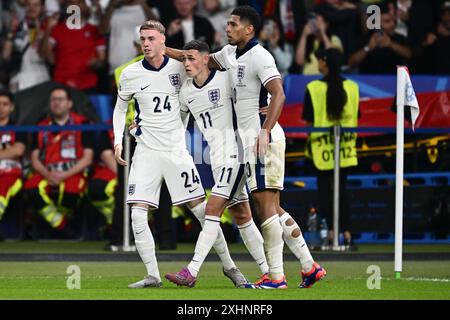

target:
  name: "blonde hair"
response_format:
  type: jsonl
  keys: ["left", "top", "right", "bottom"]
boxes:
{"left": 139, "top": 20, "right": 166, "bottom": 34}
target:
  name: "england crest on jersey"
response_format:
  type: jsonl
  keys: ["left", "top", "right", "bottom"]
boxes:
{"left": 208, "top": 89, "right": 221, "bottom": 106}
{"left": 128, "top": 184, "right": 136, "bottom": 195}
{"left": 237, "top": 65, "right": 246, "bottom": 87}
{"left": 169, "top": 73, "right": 181, "bottom": 91}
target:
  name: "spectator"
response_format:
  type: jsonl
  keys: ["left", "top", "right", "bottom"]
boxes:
{"left": 87, "top": 128, "right": 117, "bottom": 237}
{"left": 165, "top": 0, "right": 215, "bottom": 49}
{"left": 295, "top": 14, "right": 343, "bottom": 75}
{"left": 9, "top": 1, "right": 28, "bottom": 23}
{"left": 0, "top": 90, "right": 26, "bottom": 240}
{"left": 259, "top": 18, "right": 294, "bottom": 77}
{"left": 39, "top": 0, "right": 106, "bottom": 92}
{"left": 197, "top": 0, "right": 235, "bottom": 17}
{"left": 100, "top": 0, "right": 157, "bottom": 77}
{"left": 146, "top": 0, "right": 176, "bottom": 27}
{"left": 2, "top": 0, "right": 50, "bottom": 93}
{"left": 348, "top": 6, "right": 411, "bottom": 74}
{"left": 302, "top": 48, "right": 359, "bottom": 251}
{"left": 421, "top": 1, "right": 450, "bottom": 74}
{"left": 201, "top": 0, "right": 235, "bottom": 49}
{"left": 393, "top": 0, "right": 412, "bottom": 38}
{"left": 44, "top": 0, "right": 61, "bottom": 14}
{"left": 314, "top": 0, "right": 362, "bottom": 59}
{"left": 261, "top": 0, "right": 308, "bottom": 46}
{"left": 24, "top": 86, "right": 93, "bottom": 233}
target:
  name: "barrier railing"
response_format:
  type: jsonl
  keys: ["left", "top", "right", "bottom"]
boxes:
{"left": 2, "top": 124, "right": 449, "bottom": 246}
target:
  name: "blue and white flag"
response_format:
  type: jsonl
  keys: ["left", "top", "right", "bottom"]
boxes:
{"left": 397, "top": 66, "right": 420, "bottom": 130}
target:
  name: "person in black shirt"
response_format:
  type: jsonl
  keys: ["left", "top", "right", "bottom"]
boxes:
{"left": 348, "top": 7, "right": 412, "bottom": 74}
{"left": 421, "top": 2, "right": 450, "bottom": 74}
{"left": 86, "top": 128, "right": 117, "bottom": 236}
{"left": 165, "top": 0, "right": 216, "bottom": 49}
{"left": 0, "top": 90, "right": 26, "bottom": 240}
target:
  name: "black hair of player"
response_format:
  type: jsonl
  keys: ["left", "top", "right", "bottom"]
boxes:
{"left": 231, "top": 5, "right": 261, "bottom": 34}
{"left": 183, "top": 40, "right": 210, "bottom": 54}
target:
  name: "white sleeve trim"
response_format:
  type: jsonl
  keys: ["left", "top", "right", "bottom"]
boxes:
{"left": 212, "top": 54, "right": 224, "bottom": 69}
{"left": 263, "top": 75, "right": 282, "bottom": 87}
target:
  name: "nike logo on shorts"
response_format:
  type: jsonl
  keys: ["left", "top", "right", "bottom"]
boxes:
{"left": 188, "top": 187, "right": 199, "bottom": 193}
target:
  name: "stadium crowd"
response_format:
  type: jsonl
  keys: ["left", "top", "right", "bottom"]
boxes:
{"left": 0, "top": 0, "right": 449, "bottom": 243}
{"left": 1, "top": 0, "right": 449, "bottom": 93}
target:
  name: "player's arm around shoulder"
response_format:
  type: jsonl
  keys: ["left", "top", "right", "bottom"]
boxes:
{"left": 208, "top": 45, "right": 232, "bottom": 70}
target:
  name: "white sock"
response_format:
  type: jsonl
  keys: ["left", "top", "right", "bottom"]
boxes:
{"left": 238, "top": 219, "right": 269, "bottom": 274}
{"left": 131, "top": 206, "right": 161, "bottom": 281}
{"left": 190, "top": 201, "right": 236, "bottom": 271}
{"left": 187, "top": 215, "right": 221, "bottom": 277}
{"left": 279, "top": 212, "right": 314, "bottom": 273}
{"left": 260, "top": 214, "right": 284, "bottom": 279}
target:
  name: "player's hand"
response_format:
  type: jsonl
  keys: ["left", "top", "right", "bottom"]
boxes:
{"left": 254, "top": 129, "right": 269, "bottom": 158}
{"left": 128, "top": 122, "right": 138, "bottom": 137}
{"left": 259, "top": 106, "right": 269, "bottom": 116}
{"left": 114, "top": 144, "right": 128, "bottom": 166}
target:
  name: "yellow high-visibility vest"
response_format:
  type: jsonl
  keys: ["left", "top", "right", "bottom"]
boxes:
{"left": 114, "top": 55, "right": 144, "bottom": 126}
{"left": 306, "top": 79, "right": 359, "bottom": 170}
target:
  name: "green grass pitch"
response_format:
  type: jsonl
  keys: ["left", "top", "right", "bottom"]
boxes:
{"left": 0, "top": 260, "right": 449, "bottom": 300}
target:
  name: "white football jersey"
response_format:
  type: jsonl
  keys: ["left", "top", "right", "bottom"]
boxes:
{"left": 116, "top": 56, "right": 187, "bottom": 151}
{"left": 211, "top": 39, "right": 285, "bottom": 147}
{"left": 179, "top": 70, "right": 240, "bottom": 168}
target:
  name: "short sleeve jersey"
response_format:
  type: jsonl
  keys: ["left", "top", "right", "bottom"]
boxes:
{"left": 179, "top": 70, "right": 239, "bottom": 168}
{"left": 118, "top": 56, "right": 188, "bottom": 151}
{"left": 211, "top": 38, "right": 283, "bottom": 146}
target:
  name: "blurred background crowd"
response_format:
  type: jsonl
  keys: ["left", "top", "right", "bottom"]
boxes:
{"left": 0, "top": 0, "right": 449, "bottom": 94}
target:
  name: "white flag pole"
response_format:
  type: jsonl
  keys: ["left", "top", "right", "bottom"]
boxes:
{"left": 122, "top": 131, "right": 135, "bottom": 252}
{"left": 395, "top": 66, "right": 406, "bottom": 279}
{"left": 332, "top": 125, "right": 341, "bottom": 251}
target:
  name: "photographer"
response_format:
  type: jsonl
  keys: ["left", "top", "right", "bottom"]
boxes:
{"left": 2, "top": 0, "right": 50, "bottom": 92}
{"left": 258, "top": 18, "right": 293, "bottom": 77}
{"left": 295, "top": 13, "right": 343, "bottom": 75}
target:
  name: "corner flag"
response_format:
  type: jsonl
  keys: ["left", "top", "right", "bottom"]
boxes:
{"left": 396, "top": 66, "right": 420, "bottom": 130}
{"left": 394, "top": 66, "right": 420, "bottom": 279}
